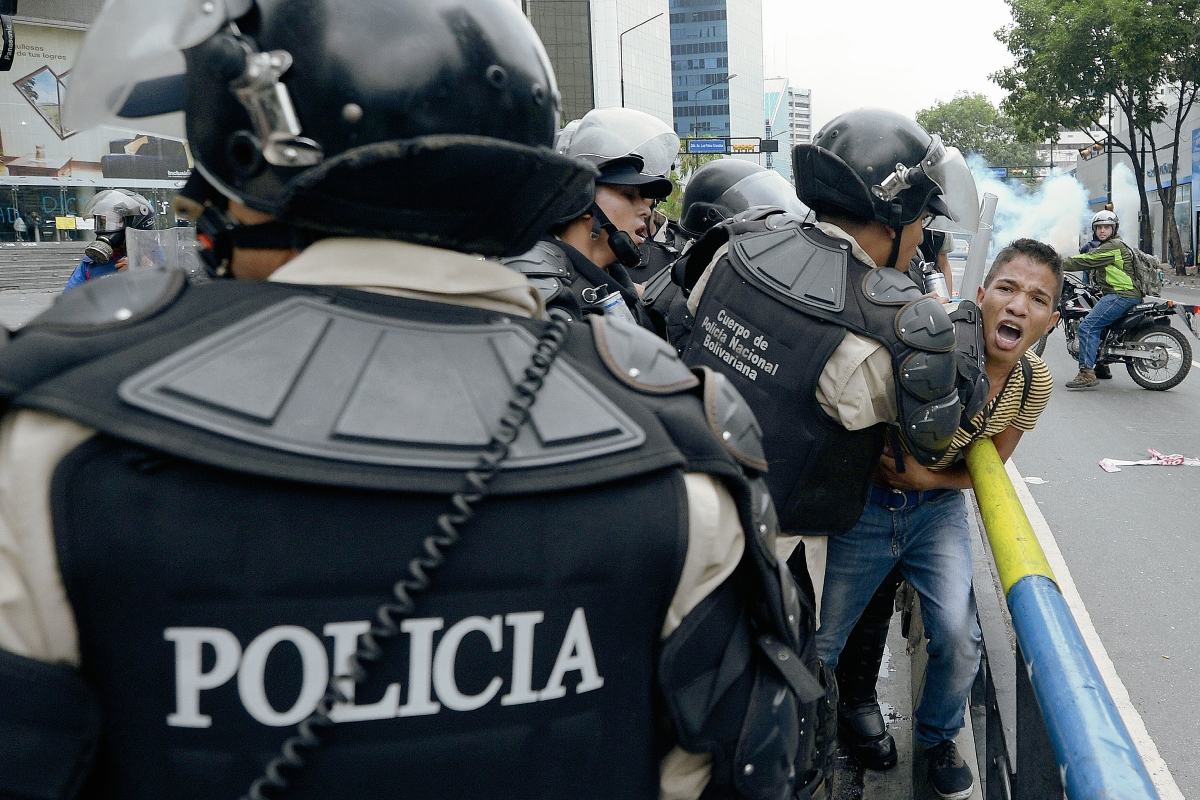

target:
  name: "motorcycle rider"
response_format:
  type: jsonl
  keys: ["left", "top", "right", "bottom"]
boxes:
{"left": 502, "top": 107, "right": 678, "bottom": 331}
{"left": 0, "top": 1, "right": 828, "bottom": 798}
{"left": 674, "top": 108, "right": 985, "bottom": 776}
{"left": 1062, "top": 209, "right": 1141, "bottom": 389}
{"left": 62, "top": 189, "right": 156, "bottom": 291}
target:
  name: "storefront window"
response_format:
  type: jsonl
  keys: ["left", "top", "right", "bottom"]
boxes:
{"left": 0, "top": 23, "right": 191, "bottom": 243}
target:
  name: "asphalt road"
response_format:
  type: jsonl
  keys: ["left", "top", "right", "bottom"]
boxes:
{"left": 1012, "top": 286, "right": 1200, "bottom": 796}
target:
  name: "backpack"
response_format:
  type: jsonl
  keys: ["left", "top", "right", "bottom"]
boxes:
{"left": 1127, "top": 245, "right": 1164, "bottom": 297}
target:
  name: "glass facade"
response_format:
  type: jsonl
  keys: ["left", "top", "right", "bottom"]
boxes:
{"left": 527, "top": 1, "right": 596, "bottom": 124}
{"left": 670, "top": 0, "right": 763, "bottom": 144}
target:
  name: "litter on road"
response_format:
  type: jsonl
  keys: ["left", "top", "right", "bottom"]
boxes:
{"left": 1099, "top": 449, "right": 1200, "bottom": 472}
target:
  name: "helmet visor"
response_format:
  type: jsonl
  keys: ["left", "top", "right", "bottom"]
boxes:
{"left": 563, "top": 107, "right": 680, "bottom": 178}
{"left": 718, "top": 169, "right": 810, "bottom": 219}
{"left": 61, "top": 0, "right": 251, "bottom": 136}
{"left": 920, "top": 141, "right": 980, "bottom": 234}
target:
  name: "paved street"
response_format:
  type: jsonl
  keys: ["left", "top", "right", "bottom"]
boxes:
{"left": 0, "top": 289, "right": 57, "bottom": 329}
{"left": 1012, "top": 287, "right": 1200, "bottom": 796}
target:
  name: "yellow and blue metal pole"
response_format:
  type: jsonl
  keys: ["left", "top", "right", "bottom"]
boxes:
{"left": 965, "top": 438, "right": 1159, "bottom": 800}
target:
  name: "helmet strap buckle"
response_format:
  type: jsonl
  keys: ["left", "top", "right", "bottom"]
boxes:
{"left": 228, "top": 35, "right": 324, "bottom": 168}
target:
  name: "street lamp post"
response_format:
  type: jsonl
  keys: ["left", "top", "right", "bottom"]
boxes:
{"left": 685, "top": 73, "right": 736, "bottom": 173}
{"left": 687, "top": 72, "right": 736, "bottom": 136}
{"left": 619, "top": 12, "right": 663, "bottom": 108}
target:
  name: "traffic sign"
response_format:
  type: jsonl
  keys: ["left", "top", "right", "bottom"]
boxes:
{"left": 985, "top": 167, "right": 1008, "bottom": 179}
{"left": 687, "top": 139, "right": 728, "bottom": 154}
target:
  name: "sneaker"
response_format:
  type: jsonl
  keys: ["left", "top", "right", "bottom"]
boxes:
{"left": 1065, "top": 367, "right": 1099, "bottom": 389}
{"left": 925, "top": 741, "right": 974, "bottom": 800}
{"left": 1095, "top": 363, "right": 1112, "bottom": 379}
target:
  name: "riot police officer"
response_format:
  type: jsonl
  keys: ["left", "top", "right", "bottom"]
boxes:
{"left": 0, "top": 1, "right": 831, "bottom": 798}
{"left": 502, "top": 107, "right": 678, "bottom": 331}
{"left": 672, "top": 109, "right": 985, "bottom": 772}
{"left": 643, "top": 158, "right": 810, "bottom": 344}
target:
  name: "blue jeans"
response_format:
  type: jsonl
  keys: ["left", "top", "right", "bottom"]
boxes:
{"left": 1077, "top": 293, "right": 1140, "bottom": 368}
{"left": 816, "top": 489, "right": 981, "bottom": 747}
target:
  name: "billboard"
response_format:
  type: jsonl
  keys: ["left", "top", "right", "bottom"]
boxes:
{"left": 0, "top": 24, "right": 190, "bottom": 183}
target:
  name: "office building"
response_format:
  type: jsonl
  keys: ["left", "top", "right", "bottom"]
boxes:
{"left": 763, "top": 79, "right": 811, "bottom": 182}
{"left": 669, "top": 0, "right": 764, "bottom": 145}
{"left": 522, "top": 0, "right": 673, "bottom": 127}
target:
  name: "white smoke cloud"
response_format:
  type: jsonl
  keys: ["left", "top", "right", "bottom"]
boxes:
{"left": 966, "top": 155, "right": 1092, "bottom": 258}
{"left": 1110, "top": 162, "right": 1140, "bottom": 239}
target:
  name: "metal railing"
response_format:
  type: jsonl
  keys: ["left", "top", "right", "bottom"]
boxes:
{"left": 963, "top": 439, "right": 1159, "bottom": 800}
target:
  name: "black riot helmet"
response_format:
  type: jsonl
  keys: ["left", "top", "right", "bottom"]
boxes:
{"left": 679, "top": 159, "right": 809, "bottom": 240}
{"left": 793, "top": 108, "right": 978, "bottom": 266}
{"left": 62, "top": 0, "right": 594, "bottom": 258}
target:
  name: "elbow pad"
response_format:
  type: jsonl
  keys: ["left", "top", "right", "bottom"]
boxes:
{"left": 0, "top": 648, "right": 101, "bottom": 800}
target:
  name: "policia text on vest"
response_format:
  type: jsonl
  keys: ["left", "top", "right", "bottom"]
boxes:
{"left": 166, "top": 607, "right": 603, "bottom": 729}
{"left": 698, "top": 307, "right": 781, "bottom": 381}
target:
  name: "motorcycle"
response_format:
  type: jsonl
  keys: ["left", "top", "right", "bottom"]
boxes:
{"left": 1033, "top": 272, "right": 1192, "bottom": 390}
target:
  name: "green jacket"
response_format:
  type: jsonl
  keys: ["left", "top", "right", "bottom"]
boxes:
{"left": 1062, "top": 237, "right": 1141, "bottom": 298}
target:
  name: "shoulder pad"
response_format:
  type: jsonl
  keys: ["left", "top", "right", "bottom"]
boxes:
{"left": 500, "top": 239, "right": 573, "bottom": 280}
{"left": 698, "top": 366, "right": 768, "bottom": 472}
{"left": 119, "top": 296, "right": 646, "bottom": 470}
{"left": 948, "top": 300, "right": 989, "bottom": 424}
{"left": 589, "top": 314, "right": 699, "bottom": 394}
{"left": 895, "top": 297, "right": 955, "bottom": 353}
{"left": 26, "top": 268, "right": 186, "bottom": 333}
{"left": 728, "top": 223, "right": 847, "bottom": 313}
{"left": 862, "top": 267, "right": 923, "bottom": 305}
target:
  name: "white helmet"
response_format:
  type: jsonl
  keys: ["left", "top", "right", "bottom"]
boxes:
{"left": 1091, "top": 209, "right": 1119, "bottom": 236}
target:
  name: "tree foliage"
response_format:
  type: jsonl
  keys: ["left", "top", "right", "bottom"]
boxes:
{"left": 916, "top": 92, "right": 1039, "bottom": 168}
{"left": 993, "top": 0, "right": 1200, "bottom": 268}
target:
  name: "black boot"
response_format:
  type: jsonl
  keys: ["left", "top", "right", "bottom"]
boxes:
{"left": 835, "top": 568, "right": 903, "bottom": 771}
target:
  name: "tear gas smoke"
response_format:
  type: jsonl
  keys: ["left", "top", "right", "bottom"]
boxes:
{"left": 966, "top": 155, "right": 1092, "bottom": 258}
{"left": 1109, "top": 162, "right": 1140, "bottom": 238}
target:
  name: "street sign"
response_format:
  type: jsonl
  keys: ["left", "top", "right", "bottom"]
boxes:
{"left": 761, "top": 139, "right": 779, "bottom": 153}
{"left": 731, "top": 143, "right": 756, "bottom": 153}
{"left": 687, "top": 139, "right": 728, "bottom": 154}
{"left": 985, "top": 167, "right": 1008, "bottom": 179}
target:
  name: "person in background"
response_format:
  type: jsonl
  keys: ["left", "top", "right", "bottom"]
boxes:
{"left": 13, "top": 214, "right": 26, "bottom": 242}
{"left": 62, "top": 189, "right": 155, "bottom": 291}
{"left": 1062, "top": 209, "right": 1138, "bottom": 388}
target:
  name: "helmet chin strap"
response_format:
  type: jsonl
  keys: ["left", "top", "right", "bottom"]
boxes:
{"left": 590, "top": 203, "right": 645, "bottom": 269}
{"left": 885, "top": 200, "right": 905, "bottom": 270}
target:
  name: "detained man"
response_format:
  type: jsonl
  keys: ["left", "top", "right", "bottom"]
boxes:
{"left": 816, "top": 238, "right": 1061, "bottom": 799}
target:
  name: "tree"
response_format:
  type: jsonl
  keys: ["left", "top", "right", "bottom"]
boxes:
{"left": 916, "top": 92, "right": 1039, "bottom": 168}
{"left": 993, "top": 0, "right": 1200, "bottom": 271}
{"left": 658, "top": 148, "right": 723, "bottom": 221}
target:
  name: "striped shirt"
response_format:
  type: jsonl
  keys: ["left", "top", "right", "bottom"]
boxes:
{"left": 932, "top": 351, "right": 1054, "bottom": 470}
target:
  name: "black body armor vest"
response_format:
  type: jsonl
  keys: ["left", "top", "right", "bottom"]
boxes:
{"left": 500, "top": 238, "right": 656, "bottom": 332}
{"left": 679, "top": 216, "right": 982, "bottom": 535}
{"left": 0, "top": 268, "right": 832, "bottom": 800}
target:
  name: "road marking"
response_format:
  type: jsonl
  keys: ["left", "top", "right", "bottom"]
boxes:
{"left": 1192, "top": 361, "right": 1200, "bottom": 370}
{"left": 1006, "top": 459, "right": 1184, "bottom": 800}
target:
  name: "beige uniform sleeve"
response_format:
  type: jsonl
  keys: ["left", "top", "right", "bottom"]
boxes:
{"left": 0, "top": 409, "right": 95, "bottom": 665}
{"left": 659, "top": 472, "right": 746, "bottom": 799}
{"left": 815, "top": 333, "right": 897, "bottom": 430}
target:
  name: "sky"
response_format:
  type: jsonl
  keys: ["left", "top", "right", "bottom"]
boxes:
{"left": 761, "top": 0, "right": 1017, "bottom": 133}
